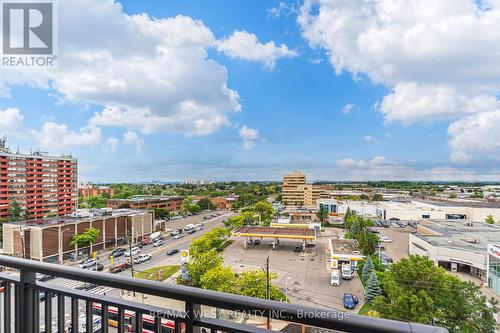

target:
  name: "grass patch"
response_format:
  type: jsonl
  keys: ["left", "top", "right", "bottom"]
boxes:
{"left": 358, "top": 302, "right": 374, "bottom": 316}
{"left": 134, "top": 265, "right": 181, "bottom": 281}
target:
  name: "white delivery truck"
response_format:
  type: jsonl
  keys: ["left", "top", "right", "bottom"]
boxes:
{"left": 330, "top": 269, "right": 340, "bottom": 286}
{"left": 341, "top": 263, "right": 353, "bottom": 280}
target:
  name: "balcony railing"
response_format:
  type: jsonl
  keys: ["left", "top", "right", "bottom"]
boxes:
{"left": 0, "top": 256, "right": 448, "bottom": 333}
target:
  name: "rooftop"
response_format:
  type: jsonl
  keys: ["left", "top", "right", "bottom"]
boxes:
{"left": 5, "top": 208, "right": 148, "bottom": 227}
{"left": 107, "top": 195, "right": 184, "bottom": 203}
{"left": 233, "top": 226, "right": 316, "bottom": 239}
{"left": 329, "top": 238, "right": 361, "bottom": 254}
{"left": 415, "top": 219, "right": 500, "bottom": 254}
{"left": 415, "top": 199, "right": 500, "bottom": 209}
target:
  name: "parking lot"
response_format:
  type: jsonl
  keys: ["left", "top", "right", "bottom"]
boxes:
{"left": 222, "top": 234, "right": 364, "bottom": 313}
{"left": 374, "top": 223, "right": 414, "bottom": 262}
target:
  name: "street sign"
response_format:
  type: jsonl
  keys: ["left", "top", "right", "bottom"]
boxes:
{"left": 181, "top": 250, "right": 190, "bottom": 264}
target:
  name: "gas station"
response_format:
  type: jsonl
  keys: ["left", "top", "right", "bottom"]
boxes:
{"left": 233, "top": 226, "right": 317, "bottom": 251}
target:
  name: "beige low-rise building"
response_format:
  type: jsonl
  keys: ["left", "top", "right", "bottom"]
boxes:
{"left": 2, "top": 209, "right": 154, "bottom": 263}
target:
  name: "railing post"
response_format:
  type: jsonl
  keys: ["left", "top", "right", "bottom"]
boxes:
{"left": 19, "top": 269, "right": 36, "bottom": 333}
{"left": 185, "top": 301, "right": 201, "bottom": 333}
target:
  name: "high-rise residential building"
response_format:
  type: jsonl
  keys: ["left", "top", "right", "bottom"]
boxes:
{"left": 282, "top": 171, "right": 326, "bottom": 206}
{"left": 0, "top": 138, "right": 78, "bottom": 220}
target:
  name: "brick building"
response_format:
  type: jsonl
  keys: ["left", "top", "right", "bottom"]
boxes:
{"left": 0, "top": 138, "right": 77, "bottom": 220}
{"left": 107, "top": 196, "right": 184, "bottom": 211}
{"left": 78, "top": 183, "right": 115, "bottom": 198}
{"left": 2, "top": 209, "right": 153, "bottom": 262}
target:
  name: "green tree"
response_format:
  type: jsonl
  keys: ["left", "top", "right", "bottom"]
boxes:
{"left": 187, "top": 249, "right": 223, "bottom": 287}
{"left": 70, "top": 228, "right": 100, "bottom": 255}
{"left": 350, "top": 219, "right": 362, "bottom": 238}
{"left": 373, "top": 255, "right": 498, "bottom": 333}
{"left": 189, "top": 227, "right": 230, "bottom": 256}
{"left": 190, "top": 204, "right": 201, "bottom": 214}
{"left": 316, "top": 205, "right": 329, "bottom": 225}
{"left": 364, "top": 272, "right": 382, "bottom": 304}
{"left": 181, "top": 196, "right": 194, "bottom": 215}
{"left": 238, "top": 270, "right": 286, "bottom": 301}
{"left": 485, "top": 214, "right": 495, "bottom": 225}
{"left": 200, "top": 265, "right": 238, "bottom": 293}
{"left": 153, "top": 208, "right": 171, "bottom": 220}
{"left": 224, "top": 212, "right": 255, "bottom": 229}
{"left": 372, "top": 194, "right": 384, "bottom": 201}
{"left": 253, "top": 201, "right": 274, "bottom": 223}
{"left": 359, "top": 231, "right": 379, "bottom": 256}
{"left": 197, "top": 197, "right": 215, "bottom": 211}
{"left": 8, "top": 200, "right": 22, "bottom": 222}
{"left": 362, "top": 257, "right": 374, "bottom": 285}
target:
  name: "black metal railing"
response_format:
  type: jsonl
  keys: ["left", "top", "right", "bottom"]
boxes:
{"left": 0, "top": 256, "right": 448, "bottom": 333}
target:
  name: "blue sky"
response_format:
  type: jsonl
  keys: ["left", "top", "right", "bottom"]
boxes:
{"left": 1, "top": 0, "right": 500, "bottom": 182}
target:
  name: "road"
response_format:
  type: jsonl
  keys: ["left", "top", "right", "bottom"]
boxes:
{"left": 0, "top": 211, "right": 234, "bottom": 332}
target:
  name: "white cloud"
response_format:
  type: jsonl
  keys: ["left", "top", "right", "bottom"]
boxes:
{"left": 106, "top": 137, "right": 119, "bottom": 153}
{"left": 0, "top": 0, "right": 241, "bottom": 136}
{"left": 448, "top": 110, "right": 500, "bottom": 164}
{"left": 335, "top": 156, "right": 484, "bottom": 181}
{"left": 239, "top": 126, "right": 260, "bottom": 150}
{"left": 0, "top": 108, "right": 23, "bottom": 134}
{"left": 298, "top": 0, "right": 500, "bottom": 165}
{"left": 123, "top": 130, "right": 144, "bottom": 153}
{"left": 341, "top": 103, "right": 354, "bottom": 114}
{"left": 363, "top": 135, "right": 379, "bottom": 144}
{"left": 216, "top": 30, "right": 298, "bottom": 69}
{"left": 31, "top": 122, "right": 101, "bottom": 149}
{"left": 267, "top": 2, "right": 298, "bottom": 18}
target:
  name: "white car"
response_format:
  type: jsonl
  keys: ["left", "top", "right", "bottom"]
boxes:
{"left": 153, "top": 240, "right": 164, "bottom": 247}
{"left": 379, "top": 237, "right": 393, "bottom": 243}
{"left": 124, "top": 247, "right": 141, "bottom": 257}
{"left": 134, "top": 254, "right": 152, "bottom": 264}
{"left": 174, "top": 234, "right": 184, "bottom": 240}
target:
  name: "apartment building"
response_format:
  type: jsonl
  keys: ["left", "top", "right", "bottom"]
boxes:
{"left": 0, "top": 138, "right": 77, "bottom": 220}
{"left": 282, "top": 171, "right": 326, "bottom": 206}
{"left": 78, "top": 183, "right": 115, "bottom": 198}
{"left": 107, "top": 195, "right": 184, "bottom": 211}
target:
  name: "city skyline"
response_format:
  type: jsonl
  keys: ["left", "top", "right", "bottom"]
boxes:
{"left": 2, "top": 0, "right": 500, "bottom": 182}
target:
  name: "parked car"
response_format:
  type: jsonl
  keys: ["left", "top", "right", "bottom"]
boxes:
{"left": 167, "top": 249, "right": 180, "bottom": 256}
{"left": 153, "top": 240, "right": 164, "bottom": 247}
{"left": 83, "top": 263, "right": 104, "bottom": 271}
{"left": 253, "top": 239, "right": 261, "bottom": 245}
{"left": 109, "top": 262, "right": 131, "bottom": 273}
{"left": 367, "top": 227, "right": 380, "bottom": 234}
{"left": 174, "top": 234, "right": 184, "bottom": 239}
{"left": 134, "top": 254, "right": 152, "bottom": 264}
{"left": 343, "top": 293, "right": 358, "bottom": 309}
{"left": 187, "top": 229, "right": 196, "bottom": 234}
{"left": 76, "top": 283, "right": 98, "bottom": 291}
{"left": 109, "top": 248, "right": 126, "bottom": 258}
{"left": 78, "top": 258, "right": 98, "bottom": 269}
{"left": 38, "top": 274, "right": 55, "bottom": 282}
{"left": 124, "top": 247, "right": 141, "bottom": 257}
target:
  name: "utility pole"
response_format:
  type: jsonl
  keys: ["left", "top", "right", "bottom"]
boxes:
{"left": 266, "top": 256, "right": 270, "bottom": 330}
{"left": 127, "top": 223, "right": 136, "bottom": 297}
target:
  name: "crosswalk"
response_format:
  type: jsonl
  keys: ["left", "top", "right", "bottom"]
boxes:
{"left": 43, "top": 278, "right": 113, "bottom": 295}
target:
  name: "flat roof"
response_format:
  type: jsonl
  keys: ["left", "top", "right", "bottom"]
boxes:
{"left": 415, "top": 199, "right": 500, "bottom": 209}
{"left": 329, "top": 239, "right": 361, "bottom": 254}
{"left": 233, "top": 226, "right": 316, "bottom": 239}
{"left": 108, "top": 196, "right": 184, "bottom": 203}
{"left": 6, "top": 209, "right": 149, "bottom": 228}
{"left": 415, "top": 219, "right": 500, "bottom": 254}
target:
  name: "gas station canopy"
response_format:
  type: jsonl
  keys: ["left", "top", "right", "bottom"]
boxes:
{"left": 233, "top": 226, "right": 316, "bottom": 240}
